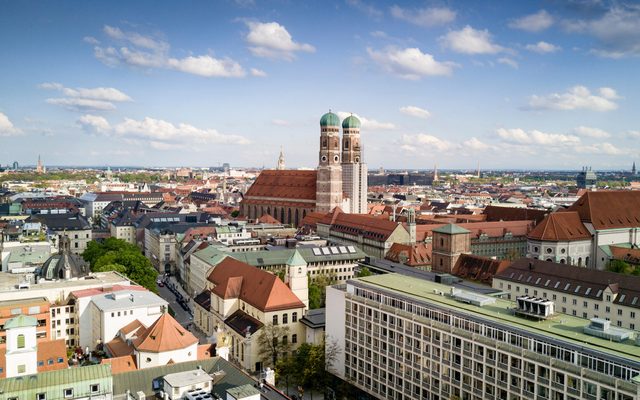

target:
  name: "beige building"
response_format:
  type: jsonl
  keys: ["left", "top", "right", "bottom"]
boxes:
{"left": 327, "top": 274, "right": 640, "bottom": 400}
{"left": 431, "top": 224, "right": 472, "bottom": 273}
{"left": 193, "top": 255, "right": 307, "bottom": 372}
{"left": 493, "top": 258, "right": 640, "bottom": 331}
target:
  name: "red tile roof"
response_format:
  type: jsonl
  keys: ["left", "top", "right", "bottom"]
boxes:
{"left": 484, "top": 205, "right": 548, "bottom": 224}
{"left": 452, "top": 254, "right": 510, "bottom": 284}
{"left": 528, "top": 211, "right": 591, "bottom": 241}
{"left": 105, "top": 337, "right": 135, "bottom": 357}
{"left": 71, "top": 285, "right": 146, "bottom": 298}
{"left": 207, "top": 257, "right": 305, "bottom": 312}
{"left": 101, "top": 355, "right": 137, "bottom": 374}
{"left": 567, "top": 190, "right": 640, "bottom": 230}
{"left": 385, "top": 243, "right": 432, "bottom": 267}
{"left": 244, "top": 170, "right": 317, "bottom": 201}
{"left": 133, "top": 313, "right": 198, "bottom": 353}
{"left": 320, "top": 209, "right": 404, "bottom": 241}
{"left": 609, "top": 246, "right": 640, "bottom": 265}
{"left": 257, "top": 214, "right": 281, "bottom": 224}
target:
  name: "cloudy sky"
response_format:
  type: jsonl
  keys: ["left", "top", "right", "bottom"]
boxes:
{"left": 1, "top": 0, "right": 640, "bottom": 170}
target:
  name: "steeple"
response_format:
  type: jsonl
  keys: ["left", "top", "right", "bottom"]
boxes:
{"left": 433, "top": 164, "right": 439, "bottom": 182}
{"left": 632, "top": 161, "right": 636, "bottom": 176}
{"left": 476, "top": 161, "right": 480, "bottom": 179}
{"left": 316, "top": 111, "right": 343, "bottom": 213}
{"left": 276, "top": 146, "right": 285, "bottom": 170}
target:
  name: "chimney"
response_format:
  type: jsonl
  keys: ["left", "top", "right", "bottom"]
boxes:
{"left": 529, "top": 262, "right": 534, "bottom": 270}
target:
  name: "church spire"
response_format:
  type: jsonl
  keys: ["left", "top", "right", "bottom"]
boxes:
{"left": 277, "top": 146, "right": 285, "bottom": 170}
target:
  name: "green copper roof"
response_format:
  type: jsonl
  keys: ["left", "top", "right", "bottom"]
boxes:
{"left": 320, "top": 111, "right": 340, "bottom": 127}
{"left": 432, "top": 223, "right": 470, "bottom": 235}
{"left": 342, "top": 115, "right": 361, "bottom": 129}
{"left": 4, "top": 314, "right": 37, "bottom": 329}
{"left": 286, "top": 250, "right": 306, "bottom": 266}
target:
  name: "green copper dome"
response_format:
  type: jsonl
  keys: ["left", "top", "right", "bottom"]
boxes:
{"left": 342, "top": 115, "right": 361, "bottom": 129}
{"left": 320, "top": 111, "right": 340, "bottom": 127}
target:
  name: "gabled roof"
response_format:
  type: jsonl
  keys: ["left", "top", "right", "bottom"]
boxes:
{"left": 320, "top": 209, "right": 405, "bottom": 241}
{"left": 496, "top": 258, "right": 640, "bottom": 309}
{"left": 568, "top": 190, "right": 640, "bottom": 230}
{"left": 528, "top": 211, "right": 591, "bottom": 241}
{"left": 385, "top": 243, "right": 431, "bottom": 267}
{"left": 207, "top": 257, "right": 305, "bottom": 312}
{"left": 484, "top": 205, "right": 548, "bottom": 224}
{"left": 101, "top": 355, "right": 137, "bottom": 374}
{"left": 243, "top": 170, "right": 317, "bottom": 201}
{"left": 133, "top": 313, "right": 198, "bottom": 353}
{"left": 452, "top": 254, "right": 509, "bottom": 284}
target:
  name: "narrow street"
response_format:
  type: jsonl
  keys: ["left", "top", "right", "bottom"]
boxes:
{"left": 156, "top": 277, "right": 211, "bottom": 344}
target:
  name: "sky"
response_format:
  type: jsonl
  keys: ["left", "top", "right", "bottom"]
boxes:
{"left": 1, "top": 0, "right": 640, "bottom": 170}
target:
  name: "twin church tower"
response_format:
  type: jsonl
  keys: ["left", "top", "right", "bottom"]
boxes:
{"left": 315, "top": 111, "right": 367, "bottom": 214}
{"left": 241, "top": 111, "right": 367, "bottom": 226}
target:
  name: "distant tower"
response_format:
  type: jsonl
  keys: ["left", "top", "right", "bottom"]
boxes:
{"left": 316, "top": 111, "right": 343, "bottom": 213}
{"left": 286, "top": 250, "right": 308, "bottom": 309}
{"left": 4, "top": 315, "right": 38, "bottom": 377}
{"left": 433, "top": 164, "right": 439, "bottom": 183}
{"left": 36, "top": 155, "right": 43, "bottom": 174}
{"left": 407, "top": 208, "right": 416, "bottom": 243}
{"left": 432, "top": 224, "right": 471, "bottom": 273}
{"left": 276, "top": 146, "right": 285, "bottom": 170}
{"left": 12, "top": 161, "right": 18, "bottom": 170}
{"left": 633, "top": 162, "right": 637, "bottom": 176}
{"left": 341, "top": 114, "right": 368, "bottom": 214}
{"left": 476, "top": 161, "right": 480, "bottom": 179}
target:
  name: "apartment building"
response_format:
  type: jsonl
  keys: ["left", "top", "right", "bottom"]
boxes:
{"left": 493, "top": 258, "right": 640, "bottom": 331}
{"left": 326, "top": 274, "right": 640, "bottom": 400}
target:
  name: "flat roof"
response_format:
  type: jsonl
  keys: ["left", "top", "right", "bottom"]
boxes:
{"left": 163, "top": 369, "right": 213, "bottom": 387}
{"left": 91, "top": 290, "right": 167, "bottom": 312}
{"left": 7, "top": 246, "right": 52, "bottom": 264}
{"left": 354, "top": 274, "right": 640, "bottom": 364}
{"left": 227, "top": 383, "right": 261, "bottom": 398}
{"left": 0, "top": 271, "right": 130, "bottom": 295}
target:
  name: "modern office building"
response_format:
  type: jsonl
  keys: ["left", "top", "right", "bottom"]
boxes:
{"left": 326, "top": 274, "right": 640, "bottom": 400}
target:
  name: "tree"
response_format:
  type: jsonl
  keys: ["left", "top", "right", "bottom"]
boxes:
{"left": 308, "top": 280, "right": 322, "bottom": 310}
{"left": 308, "top": 272, "right": 336, "bottom": 309}
{"left": 356, "top": 266, "right": 372, "bottom": 278}
{"left": 256, "top": 322, "right": 292, "bottom": 369}
{"left": 83, "top": 238, "right": 158, "bottom": 292}
{"left": 231, "top": 210, "right": 240, "bottom": 218}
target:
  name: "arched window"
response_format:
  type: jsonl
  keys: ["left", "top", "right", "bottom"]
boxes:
{"left": 578, "top": 257, "right": 582, "bottom": 266}
{"left": 292, "top": 312, "right": 298, "bottom": 322}
{"left": 440, "top": 238, "right": 444, "bottom": 247}
{"left": 288, "top": 208, "right": 292, "bottom": 224}
{"left": 17, "top": 334, "right": 25, "bottom": 349}
{"left": 283, "top": 313, "right": 288, "bottom": 324}
{"left": 273, "top": 315, "right": 278, "bottom": 325}
{"left": 280, "top": 208, "right": 285, "bottom": 223}
{"left": 295, "top": 209, "right": 299, "bottom": 227}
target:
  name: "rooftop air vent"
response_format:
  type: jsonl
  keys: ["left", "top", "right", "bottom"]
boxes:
{"left": 583, "top": 318, "right": 632, "bottom": 342}
{"left": 450, "top": 288, "right": 496, "bottom": 307}
{"left": 515, "top": 296, "right": 554, "bottom": 320}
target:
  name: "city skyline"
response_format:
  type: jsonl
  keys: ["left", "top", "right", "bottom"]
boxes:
{"left": 1, "top": 1, "right": 640, "bottom": 169}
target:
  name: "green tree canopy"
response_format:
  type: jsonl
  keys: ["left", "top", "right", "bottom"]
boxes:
{"left": 83, "top": 238, "right": 158, "bottom": 292}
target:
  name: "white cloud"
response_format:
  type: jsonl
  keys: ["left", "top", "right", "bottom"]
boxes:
{"left": 245, "top": 21, "right": 315, "bottom": 61}
{"left": 40, "top": 82, "right": 132, "bottom": 102}
{"left": 390, "top": 5, "right": 456, "bottom": 27}
{"left": 497, "top": 128, "right": 580, "bottom": 146}
{"left": 439, "top": 25, "right": 506, "bottom": 54}
{"left": 527, "top": 85, "right": 619, "bottom": 111}
{"left": 627, "top": 130, "right": 640, "bottom": 139}
{"left": 572, "top": 126, "right": 611, "bottom": 138}
{"left": 167, "top": 55, "right": 246, "bottom": 78}
{"left": 509, "top": 10, "right": 554, "bottom": 32}
{"left": 77, "top": 115, "right": 251, "bottom": 146}
{"left": 576, "top": 142, "right": 627, "bottom": 155}
{"left": 78, "top": 114, "right": 111, "bottom": 133}
{"left": 370, "top": 31, "right": 388, "bottom": 38}
{"left": 40, "top": 82, "right": 132, "bottom": 112}
{"left": 0, "top": 112, "right": 21, "bottom": 136}
{"left": 525, "top": 41, "right": 561, "bottom": 54}
{"left": 93, "top": 25, "right": 248, "bottom": 78}
{"left": 346, "top": 0, "right": 383, "bottom": 19}
{"left": 564, "top": 5, "right": 640, "bottom": 58}
{"left": 250, "top": 68, "right": 267, "bottom": 77}
{"left": 400, "top": 133, "right": 455, "bottom": 152}
{"left": 367, "top": 47, "right": 457, "bottom": 79}
{"left": 463, "top": 137, "right": 491, "bottom": 151}
{"left": 498, "top": 57, "right": 518, "bottom": 68}
{"left": 271, "top": 119, "right": 290, "bottom": 126}
{"left": 399, "top": 106, "right": 431, "bottom": 119}
{"left": 46, "top": 98, "right": 116, "bottom": 111}
{"left": 337, "top": 111, "right": 396, "bottom": 130}
{"left": 83, "top": 36, "right": 99, "bottom": 45}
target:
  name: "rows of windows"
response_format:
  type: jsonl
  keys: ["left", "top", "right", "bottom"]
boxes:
{"left": 351, "top": 284, "right": 640, "bottom": 381}
{"left": 272, "top": 312, "right": 298, "bottom": 325}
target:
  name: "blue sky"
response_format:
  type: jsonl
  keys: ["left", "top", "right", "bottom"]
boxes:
{"left": 1, "top": 0, "right": 640, "bottom": 170}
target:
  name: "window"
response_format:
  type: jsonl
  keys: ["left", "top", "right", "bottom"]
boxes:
{"left": 146, "top": 357, "right": 151, "bottom": 363}
{"left": 292, "top": 334, "right": 297, "bottom": 343}
{"left": 282, "top": 336, "right": 288, "bottom": 345}
{"left": 17, "top": 334, "right": 25, "bottom": 348}
{"left": 18, "top": 364, "right": 25, "bottom": 373}
{"left": 631, "top": 312, "right": 636, "bottom": 319}
{"left": 283, "top": 313, "right": 288, "bottom": 324}
{"left": 606, "top": 295, "right": 611, "bottom": 302}
{"left": 48, "top": 358, "right": 54, "bottom": 365}
{"left": 37, "top": 394, "right": 46, "bottom": 400}
{"left": 64, "top": 388, "right": 73, "bottom": 398}
{"left": 594, "top": 304, "right": 599, "bottom": 311}
{"left": 273, "top": 315, "right": 278, "bottom": 325}
{"left": 90, "top": 384, "right": 100, "bottom": 393}
{"left": 292, "top": 312, "right": 297, "bottom": 322}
